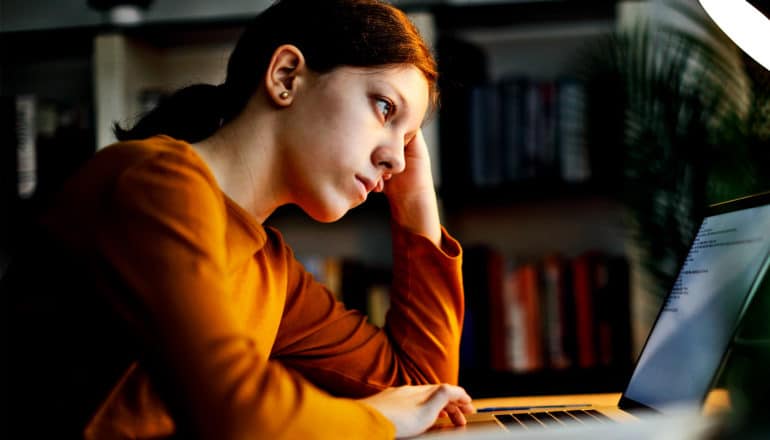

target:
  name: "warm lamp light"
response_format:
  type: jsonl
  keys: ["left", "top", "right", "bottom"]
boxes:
{"left": 699, "top": 0, "right": 770, "bottom": 70}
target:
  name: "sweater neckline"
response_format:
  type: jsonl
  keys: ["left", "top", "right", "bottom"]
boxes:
{"left": 157, "top": 134, "right": 269, "bottom": 253}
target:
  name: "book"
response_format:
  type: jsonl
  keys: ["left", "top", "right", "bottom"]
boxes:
{"left": 323, "top": 257, "right": 343, "bottom": 301}
{"left": 1, "top": 94, "right": 41, "bottom": 274}
{"left": 299, "top": 255, "right": 398, "bottom": 329}
{"left": 502, "top": 261, "right": 523, "bottom": 371}
{"left": 436, "top": 36, "right": 489, "bottom": 193}
{"left": 485, "top": 249, "right": 506, "bottom": 371}
{"left": 460, "top": 249, "right": 631, "bottom": 375}
{"left": 499, "top": 77, "right": 528, "bottom": 182}
{"left": 507, "top": 262, "right": 544, "bottom": 372}
{"left": 298, "top": 255, "right": 343, "bottom": 301}
{"left": 1, "top": 97, "right": 20, "bottom": 273}
{"left": 557, "top": 78, "right": 591, "bottom": 182}
{"left": 468, "top": 83, "right": 502, "bottom": 187}
{"left": 571, "top": 252, "right": 598, "bottom": 368}
{"left": 367, "top": 284, "right": 391, "bottom": 328}
{"left": 10, "top": 95, "right": 37, "bottom": 200}
{"left": 593, "top": 255, "right": 631, "bottom": 366}
{"left": 461, "top": 245, "right": 501, "bottom": 370}
{"left": 540, "top": 255, "right": 572, "bottom": 370}
{"left": 569, "top": 252, "right": 632, "bottom": 369}
{"left": 537, "top": 81, "right": 558, "bottom": 178}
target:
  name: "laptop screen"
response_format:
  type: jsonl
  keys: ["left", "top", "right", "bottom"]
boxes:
{"left": 622, "top": 198, "right": 770, "bottom": 412}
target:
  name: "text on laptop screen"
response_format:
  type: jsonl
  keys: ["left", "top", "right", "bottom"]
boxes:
{"left": 623, "top": 203, "right": 770, "bottom": 412}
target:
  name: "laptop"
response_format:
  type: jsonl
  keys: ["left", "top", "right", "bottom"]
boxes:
{"left": 423, "top": 191, "right": 770, "bottom": 437}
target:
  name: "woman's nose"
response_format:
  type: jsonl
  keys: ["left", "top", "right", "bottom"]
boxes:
{"left": 372, "top": 138, "right": 406, "bottom": 174}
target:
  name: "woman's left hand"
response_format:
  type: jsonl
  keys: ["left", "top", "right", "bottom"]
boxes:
{"left": 380, "top": 129, "right": 442, "bottom": 245}
{"left": 359, "top": 384, "right": 475, "bottom": 438}
{"left": 381, "top": 128, "right": 435, "bottom": 198}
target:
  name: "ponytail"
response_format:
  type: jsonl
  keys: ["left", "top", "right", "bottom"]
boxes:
{"left": 113, "top": 83, "right": 226, "bottom": 143}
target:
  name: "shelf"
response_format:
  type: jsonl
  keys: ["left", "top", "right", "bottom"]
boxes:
{"left": 434, "top": 1, "right": 616, "bottom": 32}
{"left": 118, "top": 19, "right": 246, "bottom": 48}
{"left": 440, "top": 179, "right": 613, "bottom": 211}
{"left": 1, "top": 27, "right": 97, "bottom": 61}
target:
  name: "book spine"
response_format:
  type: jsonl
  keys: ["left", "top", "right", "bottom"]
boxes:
{"left": 468, "top": 84, "right": 502, "bottom": 187}
{"left": 499, "top": 77, "right": 527, "bottom": 182}
{"left": 14, "top": 95, "right": 37, "bottom": 199}
{"left": 557, "top": 79, "right": 591, "bottom": 182}
{"left": 542, "top": 255, "right": 571, "bottom": 369}
{"left": 460, "top": 246, "right": 495, "bottom": 369}
{"left": 538, "top": 81, "right": 558, "bottom": 178}
{"left": 572, "top": 253, "right": 597, "bottom": 368}
{"left": 523, "top": 263, "right": 544, "bottom": 371}
{"left": 466, "top": 251, "right": 630, "bottom": 374}
{"left": 508, "top": 263, "right": 544, "bottom": 372}
{"left": 367, "top": 284, "right": 391, "bottom": 328}
{"left": 487, "top": 249, "right": 507, "bottom": 371}
{"left": 507, "top": 266, "right": 530, "bottom": 372}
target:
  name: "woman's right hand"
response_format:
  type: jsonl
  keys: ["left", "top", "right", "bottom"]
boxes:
{"left": 359, "top": 384, "right": 475, "bottom": 438}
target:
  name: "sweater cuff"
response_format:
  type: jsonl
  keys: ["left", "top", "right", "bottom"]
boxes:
{"left": 358, "top": 401, "right": 397, "bottom": 439}
{"left": 391, "top": 223, "right": 462, "bottom": 261}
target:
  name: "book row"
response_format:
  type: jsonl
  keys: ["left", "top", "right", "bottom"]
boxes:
{"left": 461, "top": 246, "right": 632, "bottom": 373}
{"left": 441, "top": 77, "right": 592, "bottom": 190}
{"left": 1, "top": 94, "right": 95, "bottom": 205}
{"left": 300, "top": 247, "right": 631, "bottom": 376}
{"left": 299, "top": 255, "right": 392, "bottom": 328}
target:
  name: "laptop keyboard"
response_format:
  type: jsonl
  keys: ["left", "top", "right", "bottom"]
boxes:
{"left": 494, "top": 409, "right": 614, "bottom": 430}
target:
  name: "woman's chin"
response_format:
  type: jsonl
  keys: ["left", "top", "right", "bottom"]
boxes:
{"left": 303, "top": 203, "right": 351, "bottom": 223}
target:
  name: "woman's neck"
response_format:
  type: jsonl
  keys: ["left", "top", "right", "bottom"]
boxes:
{"left": 191, "top": 113, "right": 287, "bottom": 224}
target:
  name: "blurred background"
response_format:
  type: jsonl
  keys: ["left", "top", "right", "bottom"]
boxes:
{"left": 2, "top": 0, "right": 769, "bottom": 425}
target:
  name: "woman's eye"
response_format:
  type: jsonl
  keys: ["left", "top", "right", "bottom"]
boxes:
{"left": 375, "top": 98, "right": 394, "bottom": 120}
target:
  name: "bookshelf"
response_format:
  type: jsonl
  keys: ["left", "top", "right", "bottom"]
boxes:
{"left": 431, "top": 0, "right": 639, "bottom": 397}
{"left": 1, "top": 0, "right": 641, "bottom": 398}
{"left": 1, "top": 27, "right": 98, "bottom": 274}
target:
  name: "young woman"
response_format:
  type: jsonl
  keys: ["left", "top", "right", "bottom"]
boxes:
{"left": 5, "top": 0, "right": 473, "bottom": 438}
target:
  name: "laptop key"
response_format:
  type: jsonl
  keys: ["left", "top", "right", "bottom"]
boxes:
{"left": 549, "top": 410, "right": 580, "bottom": 423}
{"left": 565, "top": 409, "right": 596, "bottom": 422}
{"left": 494, "top": 414, "right": 524, "bottom": 430}
{"left": 585, "top": 409, "right": 615, "bottom": 423}
{"left": 529, "top": 411, "right": 563, "bottom": 427}
{"left": 514, "top": 413, "right": 545, "bottom": 428}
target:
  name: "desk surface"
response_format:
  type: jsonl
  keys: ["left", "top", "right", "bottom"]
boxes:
{"left": 471, "top": 389, "right": 730, "bottom": 416}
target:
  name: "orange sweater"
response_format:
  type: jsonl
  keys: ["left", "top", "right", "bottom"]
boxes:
{"left": 25, "top": 135, "right": 463, "bottom": 439}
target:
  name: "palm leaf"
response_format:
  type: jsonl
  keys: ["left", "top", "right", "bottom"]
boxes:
{"left": 575, "top": 0, "right": 768, "bottom": 296}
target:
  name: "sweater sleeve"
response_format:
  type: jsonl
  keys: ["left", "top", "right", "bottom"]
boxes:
{"left": 96, "top": 152, "right": 394, "bottom": 440}
{"left": 271, "top": 222, "right": 464, "bottom": 396}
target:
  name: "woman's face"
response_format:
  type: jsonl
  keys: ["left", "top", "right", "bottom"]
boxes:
{"left": 279, "top": 64, "right": 430, "bottom": 222}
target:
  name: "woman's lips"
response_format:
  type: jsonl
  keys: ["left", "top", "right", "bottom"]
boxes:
{"left": 355, "top": 175, "right": 373, "bottom": 199}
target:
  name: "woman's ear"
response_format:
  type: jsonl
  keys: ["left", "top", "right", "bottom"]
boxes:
{"left": 265, "top": 44, "right": 306, "bottom": 107}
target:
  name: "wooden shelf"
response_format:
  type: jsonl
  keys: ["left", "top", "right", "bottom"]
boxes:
{"left": 440, "top": 179, "right": 614, "bottom": 211}
{"left": 434, "top": 1, "right": 616, "bottom": 32}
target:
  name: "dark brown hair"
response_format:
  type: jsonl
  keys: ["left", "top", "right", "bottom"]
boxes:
{"left": 115, "top": 0, "right": 438, "bottom": 143}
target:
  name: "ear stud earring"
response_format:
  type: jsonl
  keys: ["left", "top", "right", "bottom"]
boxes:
{"left": 279, "top": 91, "right": 290, "bottom": 99}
